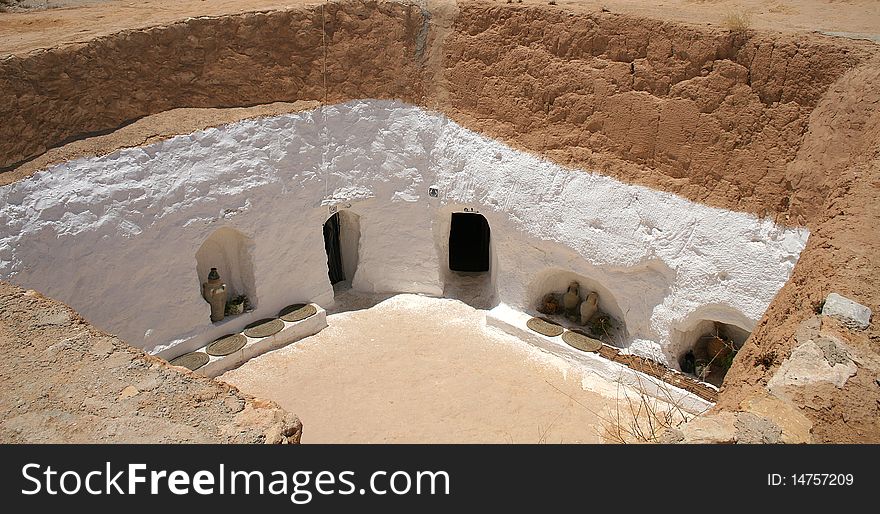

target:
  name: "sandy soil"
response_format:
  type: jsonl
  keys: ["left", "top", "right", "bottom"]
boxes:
{"left": 0, "top": 281, "right": 302, "bottom": 443}
{"left": 2, "top": 1, "right": 878, "bottom": 57}
{"left": 219, "top": 293, "right": 683, "bottom": 443}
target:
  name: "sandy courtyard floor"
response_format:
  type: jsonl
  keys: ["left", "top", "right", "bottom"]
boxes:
{"left": 219, "top": 293, "right": 650, "bottom": 443}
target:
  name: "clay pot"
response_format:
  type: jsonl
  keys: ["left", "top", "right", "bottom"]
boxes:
{"left": 692, "top": 336, "right": 711, "bottom": 362}
{"left": 563, "top": 282, "right": 580, "bottom": 317}
{"left": 679, "top": 350, "right": 696, "bottom": 374}
{"left": 226, "top": 297, "right": 246, "bottom": 316}
{"left": 202, "top": 268, "right": 228, "bottom": 323}
{"left": 579, "top": 292, "right": 599, "bottom": 326}
{"left": 707, "top": 335, "right": 732, "bottom": 361}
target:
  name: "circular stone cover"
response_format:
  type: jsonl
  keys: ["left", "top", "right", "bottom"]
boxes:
{"left": 243, "top": 318, "right": 285, "bottom": 339}
{"left": 562, "top": 330, "right": 602, "bottom": 353}
{"left": 206, "top": 333, "right": 247, "bottom": 356}
{"left": 526, "top": 317, "right": 564, "bottom": 337}
{"left": 278, "top": 303, "right": 317, "bottom": 323}
{"left": 169, "top": 352, "right": 210, "bottom": 371}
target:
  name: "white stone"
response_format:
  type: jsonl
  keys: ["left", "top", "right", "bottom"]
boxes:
{"left": 767, "top": 338, "right": 857, "bottom": 395}
{"left": 0, "top": 100, "right": 809, "bottom": 362}
{"left": 822, "top": 292, "right": 871, "bottom": 330}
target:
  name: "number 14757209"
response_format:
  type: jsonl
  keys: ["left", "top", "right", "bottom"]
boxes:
{"left": 768, "top": 474, "right": 854, "bottom": 486}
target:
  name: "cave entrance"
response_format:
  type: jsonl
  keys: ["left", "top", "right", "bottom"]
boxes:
{"left": 449, "top": 212, "right": 490, "bottom": 273}
{"left": 323, "top": 213, "right": 344, "bottom": 284}
{"left": 323, "top": 210, "right": 360, "bottom": 285}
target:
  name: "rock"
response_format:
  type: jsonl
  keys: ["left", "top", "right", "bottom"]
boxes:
{"left": 118, "top": 385, "right": 140, "bottom": 400}
{"left": 821, "top": 293, "right": 871, "bottom": 330}
{"left": 264, "top": 424, "right": 285, "bottom": 444}
{"left": 815, "top": 336, "right": 851, "bottom": 366}
{"left": 794, "top": 316, "right": 821, "bottom": 344}
{"left": 134, "top": 376, "right": 162, "bottom": 392}
{"left": 89, "top": 338, "right": 115, "bottom": 357}
{"left": 767, "top": 335, "right": 857, "bottom": 397}
{"left": 741, "top": 395, "right": 813, "bottom": 444}
{"left": 734, "top": 412, "right": 782, "bottom": 444}
{"left": 223, "top": 396, "right": 245, "bottom": 414}
{"left": 35, "top": 308, "right": 71, "bottom": 327}
{"left": 678, "top": 412, "right": 738, "bottom": 444}
{"left": 657, "top": 427, "right": 684, "bottom": 444}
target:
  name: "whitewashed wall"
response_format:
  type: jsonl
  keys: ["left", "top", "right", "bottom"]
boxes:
{"left": 0, "top": 100, "right": 809, "bottom": 364}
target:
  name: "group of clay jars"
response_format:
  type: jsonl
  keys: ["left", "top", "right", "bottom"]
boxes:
{"left": 537, "top": 281, "right": 599, "bottom": 326}
{"left": 679, "top": 322, "right": 736, "bottom": 382}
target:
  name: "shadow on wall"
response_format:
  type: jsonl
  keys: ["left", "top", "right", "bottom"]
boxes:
{"left": 195, "top": 227, "right": 257, "bottom": 312}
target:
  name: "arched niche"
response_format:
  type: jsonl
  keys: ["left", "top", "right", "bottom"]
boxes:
{"left": 526, "top": 268, "right": 629, "bottom": 346}
{"left": 195, "top": 227, "right": 257, "bottom": 308}
{"left": 672, "top": 305, "right": 753, "bottom": 386}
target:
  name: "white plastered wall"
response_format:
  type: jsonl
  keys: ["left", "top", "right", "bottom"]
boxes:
{"left": 337, "top": 210, "right": 360, "bottom": 284}
{"left": 0, "top": 100, "right": 809, "bottom": 364}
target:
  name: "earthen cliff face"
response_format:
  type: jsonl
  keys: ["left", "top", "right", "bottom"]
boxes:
{"left": 1, "top": 1, "right": 872, "bottom": 221}
{"left": 0, "top": 1, "right": 427, "bottom": 171}
{"left": 442, "top": 5, "right": 869, "bottom": 223}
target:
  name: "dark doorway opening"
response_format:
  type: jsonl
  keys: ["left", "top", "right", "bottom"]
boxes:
{"left": 449, "top": 213, "right": 490, "bottom": 273}
{"left": 323, "top": 212, "right": 345, "bottom": 284}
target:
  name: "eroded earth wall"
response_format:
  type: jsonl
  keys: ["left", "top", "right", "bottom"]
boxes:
{"left": 0, "top": 281, "right": 302, "bottom": 443}
{"left": 0, "top": 1, "right": 427, "bottom": 170}
{"left": 1, "top": 1, "right": 872, "bottom": 222}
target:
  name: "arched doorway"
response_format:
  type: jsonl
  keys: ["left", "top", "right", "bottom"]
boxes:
{"left": 448, "top": 212, "right": 490, "bottom": 273}
{"left": 323, "top": 210, "right": 360, "bottom": 285}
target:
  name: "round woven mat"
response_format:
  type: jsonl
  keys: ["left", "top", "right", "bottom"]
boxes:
{"left": 169, "top": 352, "right": 209, "bottom": 371}
{"left": 562, "top": 330, "right": 602, "bottom": 353}
{"left": 243, "top": 318, "right": 284, "bottom": 339}
{"left": 526, "top": 317, "right": 564, "bottom": 337}
{"left": 206, "top": 333, "right": 247, "bottom": 357}
{"left": 278, "top": 303, "right": 317, "bottom": 323}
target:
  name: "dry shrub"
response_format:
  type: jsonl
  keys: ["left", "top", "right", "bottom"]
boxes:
{"left": 600, "top": 376, "right": 703, "bottom": 443}
{"left": 546, "top": 374, "right": 707, "bottom": 444}
{"left": 722, "top": 9, "right": 753, "bottom": 33}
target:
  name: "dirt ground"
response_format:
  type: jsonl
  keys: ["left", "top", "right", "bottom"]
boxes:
{"left": 1, "top": 1, "right": 878, "bottom": 56}
{"left": 0, "top": 281, "right": 302, "bottom": 443}
{"left": 219, "top": 293, "right": 690, "bottom": 443}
